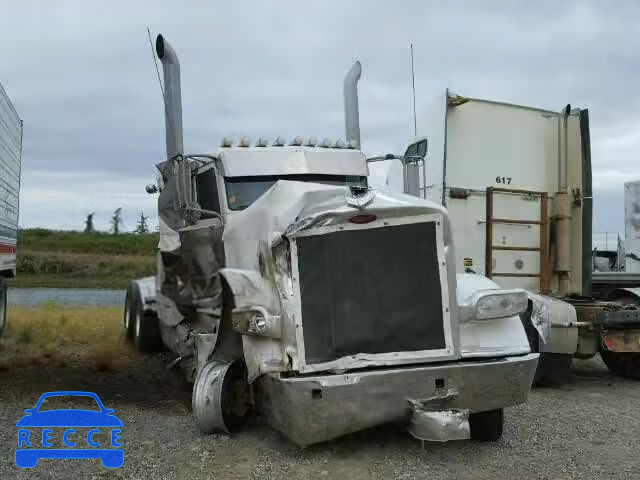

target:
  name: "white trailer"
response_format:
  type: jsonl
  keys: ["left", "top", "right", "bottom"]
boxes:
{"left": 372, "top": 90, "right": 640, "bottom": 382}
{"left": 0, "top": 82, "right": 22, "bottom": 335}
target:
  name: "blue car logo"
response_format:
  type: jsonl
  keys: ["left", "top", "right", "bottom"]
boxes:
{"left": 15, "top": 391, "right": 123, "bottom": 469}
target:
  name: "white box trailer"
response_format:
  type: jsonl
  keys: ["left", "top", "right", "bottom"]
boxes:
{"left": 371, "top": 90, "right": 640, "bottom": 382}
{"left": 0, "top": 82, "right": 22, "bottom": 335}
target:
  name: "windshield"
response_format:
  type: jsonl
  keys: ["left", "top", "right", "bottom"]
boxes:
{"left": 225, "top": 174, "right": 367, "bottom": 211}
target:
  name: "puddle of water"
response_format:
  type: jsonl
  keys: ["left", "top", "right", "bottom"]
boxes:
{"left": 8, "top": 287, "right": 125, "bottom": 307}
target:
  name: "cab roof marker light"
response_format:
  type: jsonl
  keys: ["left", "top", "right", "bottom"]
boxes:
{"left": 306, "top": 137, "right": 318, "bottom": 147}
{"left": 221, "top": 137, "right": 234, "bottom": 147}
{"left": 273, "top": 136, "right": 286, "bottom": 146}
{"left": 320, "top": 138, "right": 332, "bottom": 148}
{"left": 256, "top": 137, "right": 269, "bottom": 147}
{"left": 239, "top": 137, "right": 251, "bottom": 147}
{"left": 346, "top": 140, "right": 358, "bottom": 149}
{"left": 290, "top": 136, "right": 304, "bottom": 146}
{"left": 334, "top": 139, "right": 346, "bottom": 149}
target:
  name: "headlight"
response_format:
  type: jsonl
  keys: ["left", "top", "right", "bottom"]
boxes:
{"left": 464, "top": 289, "right": 528, "bottom": 321}
{"left": 232, "top": 306, "right": 281, "bottom": 338}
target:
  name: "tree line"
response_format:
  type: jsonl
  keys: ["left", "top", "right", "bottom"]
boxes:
{"left": 84, "top": 209, "right": 152, "bottom": 235}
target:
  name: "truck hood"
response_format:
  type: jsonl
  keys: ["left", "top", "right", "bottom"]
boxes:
{"left": 218, "top": 180, "right": 460, "bottom": 381}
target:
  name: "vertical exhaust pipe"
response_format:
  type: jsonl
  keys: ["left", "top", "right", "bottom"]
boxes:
{"left": 156, "top": 34, "right": 184, "bottom": 159}
{"left": 344, "top": 61, "right": 362, "bottom": 149}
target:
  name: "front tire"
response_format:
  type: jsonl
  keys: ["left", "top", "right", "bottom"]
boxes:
{"left": 469, "top": 409, "right": 503, "bottom": 442}
{"left": 192, "top": 359, "right": 250, "bottom": 434}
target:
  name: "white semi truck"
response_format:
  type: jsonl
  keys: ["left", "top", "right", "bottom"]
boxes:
{"left": 124, "top": 35, "right": 538, "bottom": 446}
{"left": 0, "top": 81, "right": 22, "bottom": 336}
{"left": 372, "top": 91, "right": 640, "bottom": 383}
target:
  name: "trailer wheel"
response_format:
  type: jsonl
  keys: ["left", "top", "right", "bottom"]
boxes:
{"left": 133, "top": 292, "right": 162, "bottom": 352}
{"left": 469, "top": 409, "right": 503, "bottom": 442}
{"left": 192, "top": 359, "right": 250, "bottom": 434}
{"left": 123, "top": 283, "right": 136, "bottom": 339}
{"left": 600, "top": 349, "right": 640, "bottom": 380}
{"left": 0, "top": 278, "right": 7, "bottom": 337}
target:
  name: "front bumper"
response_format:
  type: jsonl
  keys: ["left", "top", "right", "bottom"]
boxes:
{"left": 258, "top": 353, "right": 538, "bottom": 446}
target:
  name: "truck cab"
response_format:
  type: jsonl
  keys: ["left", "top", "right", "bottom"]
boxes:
{"left": 124, "top": 36, "right": 538, "bottom": 446}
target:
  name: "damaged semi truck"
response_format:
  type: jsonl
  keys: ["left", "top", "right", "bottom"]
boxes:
{"left": 372, "top": 91, "right": 640, "bottom": 383}
{"left": 123, "top": 35, "right": 538, "bottom": 446}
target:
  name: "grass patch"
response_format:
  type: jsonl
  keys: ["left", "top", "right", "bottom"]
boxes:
{"left": 19, "top": 228, "right": 158, "bottom": 255}
{"left": 15, "top": 250, "right": 155, "bottom": 288}
{"left": 13, "top": 229, "right": 158, "bottom": 288}
{"left": 0, "top": 303, "right": 134, "bottom": 371}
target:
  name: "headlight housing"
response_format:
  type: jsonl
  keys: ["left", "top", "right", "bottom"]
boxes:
{"left": 462, "top": 289, "right": 528, "bottom": 321}
{"left": 232, "top": 306, "right": 281, "bottom": 338}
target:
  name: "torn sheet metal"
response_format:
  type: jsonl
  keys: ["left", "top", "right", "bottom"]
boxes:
{"left": 219, "top": 180, "right": 459, "bottom": 381}
{"left": 408, "top": 409, "right": 470, "bottom": 443}
{"left": 407, "top": 388, "right": 470, "bottom": 443}
{"left": 527, "top": 292, "right": 577, "bottom": 350}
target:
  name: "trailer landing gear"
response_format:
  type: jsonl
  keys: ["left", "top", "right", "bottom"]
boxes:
{"left": 192, "top": 359, "right": 250, "bottom": 434}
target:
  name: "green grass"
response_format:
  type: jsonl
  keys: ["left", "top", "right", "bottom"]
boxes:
{"left": 18, "top": 228, "right": 158, "bottom": 255}
{"left": 13, "top": 229, "right": 158, "bottom": 288}
{"left": 0, "top": 304, "right": 133, "bottom": 371}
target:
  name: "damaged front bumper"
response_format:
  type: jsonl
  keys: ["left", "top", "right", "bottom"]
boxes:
{"left": 258, "top": 353, "right": 538, "bottom": 446}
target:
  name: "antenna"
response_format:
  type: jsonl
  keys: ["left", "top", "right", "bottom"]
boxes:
{"left": 410, "top": 43, "right": 417, "bottom": 138}
{"left": 147, "top": 27, "right": 165, "bottom": 99}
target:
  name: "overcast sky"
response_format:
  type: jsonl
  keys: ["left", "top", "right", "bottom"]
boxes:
{"left": 0, "top": 1, "right": 637, "bottom": 233}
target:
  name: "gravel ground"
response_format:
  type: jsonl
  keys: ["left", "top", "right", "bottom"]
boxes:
{"left": 0, "top": 352, "right": 639, "bottom": 480}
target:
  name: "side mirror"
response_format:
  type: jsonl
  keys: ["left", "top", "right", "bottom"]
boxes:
{"left": 145, "top": 184, "right": 159, "bottom": 194}
{"left": 404, "top": 138, "right": 428, "bottom": 160}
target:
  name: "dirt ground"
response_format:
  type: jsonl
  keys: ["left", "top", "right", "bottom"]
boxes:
{"left": 0, "top": 350, "right": 639, "bottom": 480}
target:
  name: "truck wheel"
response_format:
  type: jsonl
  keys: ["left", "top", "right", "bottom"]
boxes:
{"left": 534, "top": 353, "right": 572, "bottom": 386}
{"left": 123, "top": 283, "right": 136, "bottom": 339}
{"left": 192, "top": 359, "right": 250, "bottom": 434}
{"left": 133, "top": 293, "right": 162, "bottom": 352}
{"left": 469, "top": 409, "right": 503, "bottom": 442}
{"left": 0, "top": 278, "right": 6, "bottom": 337}
{"left": 520, "top": 307, "right": 571, "bottom": 385}
{"left": 600, "top": 349, "right": 640, "bottom": 380}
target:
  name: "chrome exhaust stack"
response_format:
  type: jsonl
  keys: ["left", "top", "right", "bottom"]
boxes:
{"left": 343, "top": 61, "right": 362, "bottom": 149}
{"left": 156, "top": 34, "right": 184, "bottom": 159}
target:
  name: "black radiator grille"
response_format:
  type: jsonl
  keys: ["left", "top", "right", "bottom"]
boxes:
{"left": 296, "top": 221, "right": 446, "bottom": 365}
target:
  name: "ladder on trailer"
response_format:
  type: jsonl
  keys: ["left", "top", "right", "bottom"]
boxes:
{"left": 484, "top": 187, "right": 550, "bottom": 293}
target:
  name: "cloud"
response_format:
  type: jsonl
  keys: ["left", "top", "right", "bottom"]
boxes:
{"left": 0, "top": 0, "right": 638, "bottom": 235}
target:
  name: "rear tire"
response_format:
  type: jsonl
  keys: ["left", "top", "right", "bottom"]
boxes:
{"left": 600, "top": 349, "right": 640, "bottom": 380}
{"left": 469, "top": 409, "right": 503, "bottom": 442}
{"left": 0, "top": 278, "right": 6, "bottom": 337}
{"left": 133, "top": 289, "right": 162, "bottom": 352}
{"left": 123, "top": 283, "right": 136, "bottom": 339}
